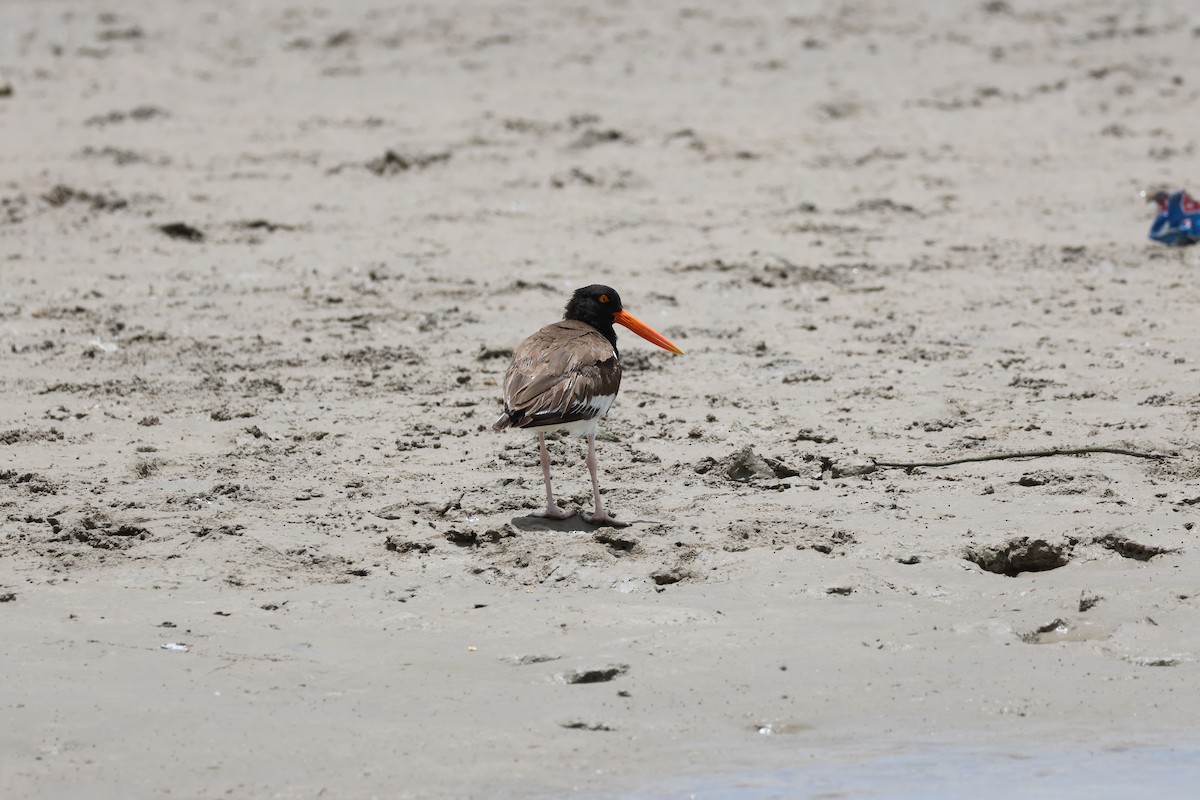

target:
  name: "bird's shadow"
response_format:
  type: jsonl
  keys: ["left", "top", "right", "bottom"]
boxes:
{"left": 509, "top": 514, "right": 653, "bottom": 532}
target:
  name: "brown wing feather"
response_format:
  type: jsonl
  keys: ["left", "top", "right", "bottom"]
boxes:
{"left": 494, "top": 320, "right": 621, "bottom": 430}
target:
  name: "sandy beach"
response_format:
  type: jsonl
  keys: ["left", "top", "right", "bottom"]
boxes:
{"left": 2, "top": 1, "right": 1199, "bottom": 797}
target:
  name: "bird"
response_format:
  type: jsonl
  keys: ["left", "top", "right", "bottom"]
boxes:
{"left": 493, "top": 285, "right": 683, "bottom": 527}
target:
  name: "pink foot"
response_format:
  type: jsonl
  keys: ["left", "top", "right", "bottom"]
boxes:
{"left": 581, "top": 510, "right": 631, "bottom": 528}
{"left": 536, "top": 505, "right": 572, "bottom": 520}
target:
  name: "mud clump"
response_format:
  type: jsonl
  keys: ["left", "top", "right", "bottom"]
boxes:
{"left": 362, "top": 150, "right": 450, "bottom": 176}
{"left": 1, "top": 428, "right": 64, "bottom": 445}
{"left": 594, "top": 530, "right": 637, "bottom": 553}
{"left": 445, "top": 529, "right": 479, "bottom": 547}
{"left": 384, "top": 536, "right": 435, "bottom": 554}
{"left": 1, "top": 470, "right": 59, "bottom": 495}
{"left": 559, "top": 665, "right": 628, "bottom": 684}
{"left": 42, "top": 184, "right": 129, "bottom": 212}
{"left": 1016, "top": 470, "right": 1072, "bottom": 487}
{"left": 1093, "top": 533, "right": 1176, "bottom": 562}
{"left": 444, "top": 527, "right": 514, "bottom": 548}
{"left": 650, "top": 569, "right": 684, "bottom": 586}
{"left": 696, "top": 445, "right": 798, "bottom": 482}
{"left": 559, "top": 719, "right": 615, "bottom": 731}
{"left": 1020, "top": 618, "right": 1070, "bottom": 643}
{"left": 807, "top": 529, "right": 856, "bottom": 555}
{"left": 48, "top": 507, "right": 151, "bottom": 550}
{"left": 158, "top": 222, "right": 205, "bottom": 241}
{"left": 964, "top": 536, "right": 1071, "bottom": 576}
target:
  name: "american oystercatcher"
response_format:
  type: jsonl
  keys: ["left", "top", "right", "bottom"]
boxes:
{"left": 494, "top": 285, "right": 683, "bottom": 527}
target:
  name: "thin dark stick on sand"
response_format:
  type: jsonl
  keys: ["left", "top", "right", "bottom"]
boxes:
{"left": 873, "top": 445, "right": 1167, "bottom": 470}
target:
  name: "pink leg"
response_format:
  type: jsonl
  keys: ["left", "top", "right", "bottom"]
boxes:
{"left": 535, "top": 433, "right": 571, "bottom": 520}
{"left": 580, "top": 433, "right": 630, "bottom": 528}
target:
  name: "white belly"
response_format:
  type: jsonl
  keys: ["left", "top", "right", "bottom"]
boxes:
{"left": 539, "top": 393, "right": 615, "bottom": 437}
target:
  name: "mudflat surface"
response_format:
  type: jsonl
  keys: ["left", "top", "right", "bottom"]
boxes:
{"left": 2, "top": 1, "right": 1199, "bottom": 797}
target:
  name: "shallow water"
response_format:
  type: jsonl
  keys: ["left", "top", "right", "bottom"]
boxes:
{"left": 596, "top": 737, "right": 1200, "bottom": 799}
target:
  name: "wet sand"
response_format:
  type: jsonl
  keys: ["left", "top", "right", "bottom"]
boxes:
{"left": 2, "top": 1, "right": 1199, "bottom": 797}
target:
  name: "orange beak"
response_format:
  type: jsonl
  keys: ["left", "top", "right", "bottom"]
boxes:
{"left": 613, "top": 309, "right": 684, "bottom": 355}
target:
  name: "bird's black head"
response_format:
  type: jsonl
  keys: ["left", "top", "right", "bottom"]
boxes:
{"left": 564, "top": 284, "right": 623, "bottom": 350}
{"left": 562, "top": 283, "right": 684, "bottom": 357}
